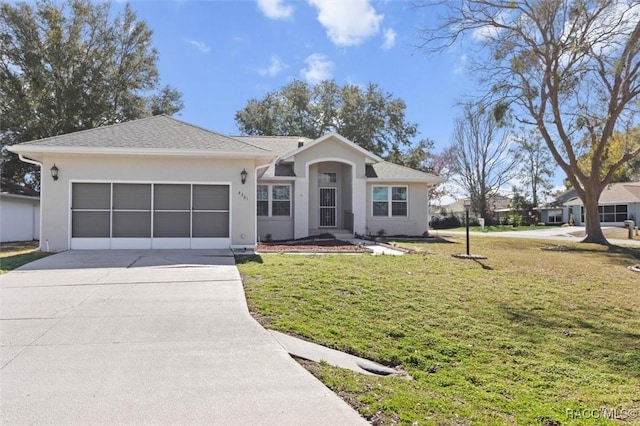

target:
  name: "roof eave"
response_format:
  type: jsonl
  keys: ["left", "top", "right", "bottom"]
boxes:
{"left": 366, "top": 177, "right": 445, "bottom": 184}
{"left": 9, "top": 145, "right": 276, "bottom": 160}
{"left": 0, "top": 193, "right": 40, "bottom": 201}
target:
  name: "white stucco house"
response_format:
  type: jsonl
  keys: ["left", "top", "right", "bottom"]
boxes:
{"left": 8, "top": 115, "right": 444, "bottom": 251}
{"left": 0, "top": 178, "right": 40, "bottom": 243}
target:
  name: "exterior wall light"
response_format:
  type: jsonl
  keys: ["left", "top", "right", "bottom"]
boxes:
{"left": 241, "top": 168, "right": 248, "bottom": 185}
{"left": 50, "top": 164, "right": 59, "bottom": 181}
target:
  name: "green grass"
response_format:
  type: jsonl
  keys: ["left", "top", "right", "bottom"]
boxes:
{"left": 0, "top": 241, "right": 51, "bottom": 274}
{"left": 237, "top": 237, "right": 640, "bottom": 425}
{"left": 439, "top": 224, "right": 556, "bottom": 233}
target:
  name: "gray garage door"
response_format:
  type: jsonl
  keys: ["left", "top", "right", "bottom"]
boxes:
{"left": 71, "top": 183, "right": 230, "bottom": 249}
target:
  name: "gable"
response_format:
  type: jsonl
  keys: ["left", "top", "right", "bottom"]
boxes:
{"left": 279, "top": 133, "right": 381, "bottom": 164}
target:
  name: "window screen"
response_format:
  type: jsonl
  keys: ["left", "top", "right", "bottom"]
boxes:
{"left": 113, "top": 184, "right": 151, "bottom": 210}
{"left": 154, "top": 184, "right": 190, "bottom": 210}
{"left": 72, "top": 183, "right": 110, "bottom": 210}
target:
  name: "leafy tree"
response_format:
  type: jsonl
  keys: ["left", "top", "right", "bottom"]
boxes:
{"left": 577, "top": 126, "right": 640, "bottom": 183}
{"left": 512, "top": 129, "right": 555, "bottom": 207}
{"left": 235, "top": 79, "right": 420, "bottom": 160}
{"left": 1, "top": 0, "right": 183, "bottom": 188}
{"left": 417, "top": 0, "right": 640, "bottom": 244}
{"left": 449, "top": 102, "right": 517, "bottom": 223}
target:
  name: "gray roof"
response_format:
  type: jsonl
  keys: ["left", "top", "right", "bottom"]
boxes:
{"left": 12, "top": 115, "right": 269, "bottom": 154}
{"left": 565, "top": 182, "right": 640, "bottom": 205}
{"left": 1, "top": 177, "right": 40, "bottom": 198}
{"left": 366, "top": 162, "right": 444, "bottom": 183}
{"left": 233, "top": 136, "right": 312, "bottom": 157}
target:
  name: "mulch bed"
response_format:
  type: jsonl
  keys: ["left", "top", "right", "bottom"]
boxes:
{"left": 256, "top": 238, "right": 371, "bottom": 253}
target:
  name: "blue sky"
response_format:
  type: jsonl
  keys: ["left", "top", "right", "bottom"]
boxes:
{"left": 113, "top": 0, "right": 479, "bottom": 153}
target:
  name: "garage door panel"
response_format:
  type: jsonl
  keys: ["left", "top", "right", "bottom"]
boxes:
{"left": 72, "top": 183, "right": 110, "bottom": 210}
{"left": 193, "top": 185, "right": 229, "bottom": 210}
{"left": 154, "top": 185, "right": 190, "bottom": 210}
{"left": 113, "top": 184, "right": 151, "bottom": 210}
{"left": 193, "top": 212, "right": 229, "bottom": 237}
{"left": 72, "top": 211, "right": 110, "bottom": 238}
{"left": 113, "top": 212, "right": 151, "bottom": 238}
{"left": 153, "top": 212, "right": 190, "bottom": 238}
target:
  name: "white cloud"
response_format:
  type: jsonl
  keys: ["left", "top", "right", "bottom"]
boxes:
{"left": 301, "top": 53, "right": 334, "bottom": 84}
{"left": 453, "top": 54, "right": 468, "bottom": 75}
{"left": 257, "top": 0, "right": 293, "bottom": 20}
{"left": 307, "top": 0, "right": 384, "bottom": 46}
{"left": 259, "top": 55, "right": 288, "bottom": 77}
{"left": 381, "top": 28, "right": 396, "bottom": 50}
{"left": 185, "top": 39, "right": 210, "bottom": 54}
{"left": 471, "top": 10, "right": 510, "bottom": 41}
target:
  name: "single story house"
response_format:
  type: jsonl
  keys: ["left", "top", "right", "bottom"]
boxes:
{"left": 9, "top": 115, "right": 444, "bottom": 251}
{"left": 564, "top": 182, "right": 640, "bottom": 226}
{"left": 0, "top": 178, "right": 40, "bottom": 243}
{"left": 433, "top": 195, "right": 511, "bottom": 223}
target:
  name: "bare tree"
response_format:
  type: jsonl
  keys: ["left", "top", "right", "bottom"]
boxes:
{"left": 513, "top": 129, "right": 555, "bottom": 207}
{"left": 417, "top": 0, "right": 640, "bottom": 244}
{"left": 450, "top": 103, "right": 517, "bottom": 222}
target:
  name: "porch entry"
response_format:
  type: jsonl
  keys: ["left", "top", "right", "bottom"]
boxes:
{"left": 319, "top": 187, "right": 337, "bottom": 227}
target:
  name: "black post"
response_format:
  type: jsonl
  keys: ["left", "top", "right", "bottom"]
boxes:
{"left": 465, "top": 207, "right": 470, "bottom": 256}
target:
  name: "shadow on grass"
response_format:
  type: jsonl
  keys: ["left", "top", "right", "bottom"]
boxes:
{"left": 473, "top": 259, "right": 493, "bottom": 270}
{"left": 501, "top": 305, "right": 640, "bottom": 378}
{"left": 234, "top": 254, "right": 264, "bottom": 265}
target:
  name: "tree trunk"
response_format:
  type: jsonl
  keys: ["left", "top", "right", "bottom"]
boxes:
{"left": 581, "top": 188, "right": 609, "bottom": 245}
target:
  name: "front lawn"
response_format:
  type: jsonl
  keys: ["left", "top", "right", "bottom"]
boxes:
{"left": 437, "top": 224, "right": 555, "bottom": 233}
{"left": 0, "top": 241, "right": 51, "bottom": 274}
{"left": 237, "top": 237, "right": 640, "bottom": 425}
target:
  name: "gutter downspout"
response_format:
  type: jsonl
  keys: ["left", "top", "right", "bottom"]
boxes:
{"left": 17, "top": 154, "right": 43, "bottom": 251}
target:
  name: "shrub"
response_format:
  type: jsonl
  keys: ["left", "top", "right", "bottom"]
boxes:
{"left": 430, "top": 213, "right": 462, "bottom": 229}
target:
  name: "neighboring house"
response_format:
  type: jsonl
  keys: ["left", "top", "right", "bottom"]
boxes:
{"left": 539, "top": 188, "right": 576, "bottom": 225}
{"left": 8, "top": 115, "right": 444, "bottom": 251}
{"left": 0, "top": 178, "right": 40, "bottom": 243}
{"left": 564, "top": 182, "right": 640, "bottom": 226}
{"left": 435, "top": 195, "right": 511, "bottom": 223}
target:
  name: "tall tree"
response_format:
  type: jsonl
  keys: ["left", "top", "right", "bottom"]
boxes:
{"left": 416, "top": 0, "right": 640, "bottom": 244}
{"left": 235, "top": 79, "right": 420, "bottom": 160}
{"left": 513, "top": 129, "right": 555, "bottom": 207}
{"left": 449, "top": 102, "right": 517, "bottom": 222}
{"left": 1, "top": 0, "right": 183, "bottom": 188}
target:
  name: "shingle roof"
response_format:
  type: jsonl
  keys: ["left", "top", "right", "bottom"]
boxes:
{"left": 12, "top": 115, "right": 270, "bottom": 154}
{"left": 234, "top": 136, "right": 312, "bottom": 156}
{"left": 366, "top": 162, "right": 444, "bottom": 183}
{"left": 565, "top": 182, "right": 640, "bottom": 205}
{"left": 0, "top": 177, "right": 40, "bottom": 198}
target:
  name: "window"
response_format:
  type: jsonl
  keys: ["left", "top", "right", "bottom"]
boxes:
{"left": 319, "top": 172, "right": 337, "bottom": 184}
{"left": 547, "top": 209, "right": 563, "bottom": 223}
{"left": 372, "top": 186, "right": 408, "bottom": 217}
{"left": 256, "top": 184, "right": 291, "bottom": 217}
{"left": 257, "top": 185, "right": 269, "bottom": 216}
{"left": 580, "top": 205, "right": 628, "bottom": 223}
{"left": 272, "top": 185, "right": 291, "bottom": 216}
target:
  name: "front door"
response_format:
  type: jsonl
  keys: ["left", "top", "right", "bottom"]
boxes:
{"left": 319, "top": 187, "right": 337, "bottom": 227}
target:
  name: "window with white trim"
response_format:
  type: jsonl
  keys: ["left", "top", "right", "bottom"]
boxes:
{"left": 372, "top": 186, "right": 408, "bottom": 217}
{"left": 257, "top": 185, "right": 269, "bottom": 216}
{"left": 257, "top": 184, "right": 291, "bottom": 217}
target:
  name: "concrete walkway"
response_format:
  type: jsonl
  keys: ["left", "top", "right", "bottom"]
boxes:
{"left": 0, "top": 250, "right": 367, "bottom": 425}
{"left": 346, "top": 239, "right": 406, "bottom": 255}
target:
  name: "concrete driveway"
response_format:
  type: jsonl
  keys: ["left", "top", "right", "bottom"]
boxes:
{"left": 0, "top": 250, "right": 367, "bottom": 425}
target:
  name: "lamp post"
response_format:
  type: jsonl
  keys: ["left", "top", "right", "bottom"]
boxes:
{"left": 464, "top": 199, "right": 471, "bottom": 256}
